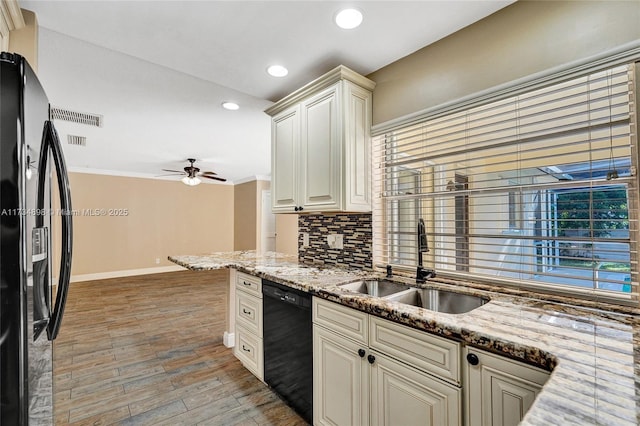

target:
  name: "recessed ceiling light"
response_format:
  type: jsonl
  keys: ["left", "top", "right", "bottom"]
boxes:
{"left": 335, "top": 8, "right": 363, "bottom": 30}
{"left": 267, "top": 65, "right": 288, "bottom": 77}
{"left": 222, "top": 102, "right": 239, "bottom": 110}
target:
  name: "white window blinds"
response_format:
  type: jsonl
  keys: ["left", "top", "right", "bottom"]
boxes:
{"left": 373, "top": 64, "right": 637, "bottom": 301}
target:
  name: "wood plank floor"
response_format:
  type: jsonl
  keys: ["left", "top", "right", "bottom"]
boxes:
{"left": 53, "top": 269, "right": 307, "bottom": 426}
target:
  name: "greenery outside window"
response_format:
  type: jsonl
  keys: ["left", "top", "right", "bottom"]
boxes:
{"left": 373, "top": 64, "right": 637, "bottom": 303}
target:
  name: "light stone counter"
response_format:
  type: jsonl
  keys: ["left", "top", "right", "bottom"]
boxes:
{"left": 169, "top": 251, "right": 640, "bottom": 425}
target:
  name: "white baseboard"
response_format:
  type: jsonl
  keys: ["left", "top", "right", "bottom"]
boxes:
{"left": 70, "top": 265, "right": 186, "bottom": 283}
{"left": 223, "top": 331, "right": 235, "bottom": 348}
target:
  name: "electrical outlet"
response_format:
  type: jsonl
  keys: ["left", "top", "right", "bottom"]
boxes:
{"left": 302, "top": 232, "right": 309, "bottom": 247}
{"left": 327, "top": 234, "right": 344, "bottom": 249}
{"left": 334, "top": 234, "right": 343, "bottom": 249}
{"left": 155, "top": 258, "right": 160, "bottom": 265}
{"left": 326, "top": 234, "right": 334, "bottom": 248}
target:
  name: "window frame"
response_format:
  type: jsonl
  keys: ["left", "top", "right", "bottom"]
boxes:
{"left": 372, "top": 59, "right": 640, "bottom": 306}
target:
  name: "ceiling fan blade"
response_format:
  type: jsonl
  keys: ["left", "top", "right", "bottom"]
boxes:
{"left": 162, "top": 169, "right": 185, "bottom": 173}
{"left": 156, "top": 173, "right": 184, "bottom": 177}
{"left": 200, "top": 171, "right": 218, "bottom": 176}
{"left": 201, "top": 175, "right": 227, "bottom": 182}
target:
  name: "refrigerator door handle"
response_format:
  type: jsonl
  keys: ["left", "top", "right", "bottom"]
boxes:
{"left": 33, "top": 123, "right": 52, "bottom": 340}
{"left": 36, "top": 120, "right": 73, "bottom": 341}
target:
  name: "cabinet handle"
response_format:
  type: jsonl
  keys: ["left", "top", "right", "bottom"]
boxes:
{"left": 242, "top": 308, "right": 251, "bottom": 315}
{"left": 298, "top": 206, "right": 304, "bottom": 211}
{"left": 358, "top": 349, "right": 366, "bottom": 358}
{"left": 243, "top": 281, "right": 252, "bottom": 286}
{"left": 367, "top": 354, "right": 375, "bottom": 364}
{"left": 242, "top": 345, "right": 251, "bottom": 352}
{"left": 294, "top": 206, "right": 300, "bottom": 212}
{"left": 466, "top": 353, "right": 479, "bottom": 366}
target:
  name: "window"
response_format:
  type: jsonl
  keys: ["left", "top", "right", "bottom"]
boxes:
{"left": 373, "top": 64, "right": 637, "bottom": 302}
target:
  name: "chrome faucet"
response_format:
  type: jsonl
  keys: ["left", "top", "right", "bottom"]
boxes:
{"left": 416, "top": 218, "right": 436, "bottom": 283}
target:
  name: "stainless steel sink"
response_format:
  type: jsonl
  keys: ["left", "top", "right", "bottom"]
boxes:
{"left": 339, "top": 280, "right": 411, "bottom": 297}
{"left": 386, "top": 288, "right": 488, "bottom": 314}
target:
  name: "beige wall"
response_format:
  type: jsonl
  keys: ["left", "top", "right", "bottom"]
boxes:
{"left": 67, "top": 173, "right": 234, "bottom": 276}
{"left": 275, "top": 214, "right": 298, "bottom": 256}
{"left": 233, "top": 179, "right": 298, "bottom": 254}
{"left": 233, "top": 180, "right": 257, "bottom": 251}
{"left": 8, "top": 9, "right": 37, "bottom": 71}
{"left": 368, "top": 0, "right": 640, "bottom": 126}
{"left": 233, "top": 179, "right": 272, "bottom": 251}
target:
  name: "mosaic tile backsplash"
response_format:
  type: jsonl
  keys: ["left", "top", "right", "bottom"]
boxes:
{"left": 298, "top": 213, "right": 372, "bottom": 270}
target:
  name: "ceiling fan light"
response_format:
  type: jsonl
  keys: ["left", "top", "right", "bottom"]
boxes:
{"left": 182, "top": 176, "right": 201, "bottom": 186}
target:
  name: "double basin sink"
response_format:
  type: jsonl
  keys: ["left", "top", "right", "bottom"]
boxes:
{"left": 339, "top": 279, "right": 488, "bottom": 314}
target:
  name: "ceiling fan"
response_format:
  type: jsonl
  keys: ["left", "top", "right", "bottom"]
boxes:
{"left": 161, "top": 158, "right": 227, "bottom": 186}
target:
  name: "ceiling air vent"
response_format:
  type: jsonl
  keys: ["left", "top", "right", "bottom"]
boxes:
{"left": 51, "top": 106, "right": 103, "bottom": 128}
{"left": 67, "top": 135, "right": 87, "bottom": 147}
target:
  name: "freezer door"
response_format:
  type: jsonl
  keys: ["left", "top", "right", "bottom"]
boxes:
{"left": 0, "top": 52, "right": 65, "bottom": 426}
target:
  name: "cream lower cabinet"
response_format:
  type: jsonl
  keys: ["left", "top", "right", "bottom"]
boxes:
{"left": 313, "top": 297, "right": 461, "bottom": 426}
{"left": 464, "top": 347, "right": 550, "bottom": 426}
{"left": 314, "top": 325, "right": 370, "bottom": 426}
{"left": 233, "top": 271, "right": 264, "bottom": 380}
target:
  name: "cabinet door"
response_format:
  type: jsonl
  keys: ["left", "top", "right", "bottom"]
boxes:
{"left": 314, "top": 325, "right": 369, "bottom": 426}
{"left": 464, "top": 348, "right": 549, "bottom": 426}
{"left": 370, "top": 351, "right": 461, "bottom": 426}
{"left": 343, "top": 80, "right": 372, "bottom": 212}
{"left": 271, "top": 106, "right": 300, "bottom": 212}
{"left": 300, "top": 84, "right": 341, "bottom": 211}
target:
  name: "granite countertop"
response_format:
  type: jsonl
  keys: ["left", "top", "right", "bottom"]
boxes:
{"left": 169, "top": 251, "right": 640, "bottom": 426}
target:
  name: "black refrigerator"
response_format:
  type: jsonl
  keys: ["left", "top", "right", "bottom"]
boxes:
{"left": 0, "top": 52, "right": 73, "bottom": 425}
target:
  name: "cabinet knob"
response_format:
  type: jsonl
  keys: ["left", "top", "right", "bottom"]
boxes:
{"left": 294, "top": 206, "right": 299, "bottom": 211}
{"left": 358, "top": 349, "right": 366, "bottom": 358}
{"left": 298, "top": 206, "right": 304, "bottom": 212}
{"left": 367, "top": 354, "right": 376, "bottom": 364}
{"left": 466, "top": 353, "right": 479, "bottom": 366}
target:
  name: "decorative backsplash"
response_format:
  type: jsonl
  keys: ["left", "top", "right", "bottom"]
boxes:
{"left": 298, "top": 213, "right": 372, "bottom": 270}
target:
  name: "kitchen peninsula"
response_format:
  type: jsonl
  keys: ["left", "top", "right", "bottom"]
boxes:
{"left": 169, "top": 251, "right": 640, "bottom": 425}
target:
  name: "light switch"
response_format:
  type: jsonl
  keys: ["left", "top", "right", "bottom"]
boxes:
{"left": 302, "top": 232, "right": 309, "bottom": 247}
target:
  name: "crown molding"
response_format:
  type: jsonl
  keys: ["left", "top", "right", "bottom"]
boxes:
{"left": 0, "top": 1, "right": 25, "bottom": 31}
{"left": 234, "top": 175, "right": 271, "bottom": 185}
{"left": 264, "top": 64, "right": 376, "bottom": 117}
{"left": 67, "top": 167, "right": 234, "bottom": 185}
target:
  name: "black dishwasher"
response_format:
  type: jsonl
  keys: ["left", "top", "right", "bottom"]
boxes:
{"left": 262, "top": 279, "right": 313, "bottom": 424}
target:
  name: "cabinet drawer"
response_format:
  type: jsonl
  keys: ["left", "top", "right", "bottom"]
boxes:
{"left": 235, "top": 271, "right": 262, "bottom": 297}
{"left": 369, "top": 316, "right": 460, "bottom": 385}
{"left": 235, "top": 291, "right": 263, "bottom": 336}
{"left": 313, "top": 297, "right": 368, "bottom": 345}
{"left": 234, "top": 325, "right": 264, "bottom": 380}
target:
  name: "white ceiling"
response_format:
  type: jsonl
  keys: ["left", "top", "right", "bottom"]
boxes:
{"left": 20, "top": 0, "right": 514, "bottom": 184}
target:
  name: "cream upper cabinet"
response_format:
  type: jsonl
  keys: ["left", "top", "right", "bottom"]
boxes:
{"left": 271, "top": 106, "right": 300, "bottom": 211}
{"left": 464, "top": 347, "right": 550, "bottom": 426}
{"left": 265, "top": 65, "right": 375, "bottom": 214}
